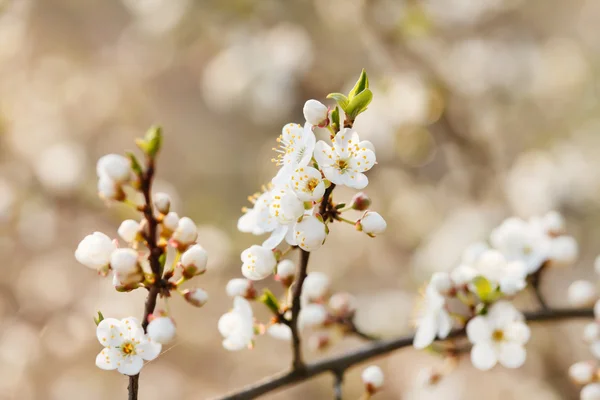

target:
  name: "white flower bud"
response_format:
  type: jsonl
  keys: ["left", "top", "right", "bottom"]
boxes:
{"left": 241, "top": 245, "right": 277, "bottom": 280}
{"left": 298, "top": 303, "right": 328, "bottom": 329}
{"left": 181, "top": 244, "right": 208, "bottom": 275}
{"left": 226, "top": 279, "right": 254, "bottom": 298}
{"left": 118, "top": 220, "right": 140, "bottom": 243}
{"left": 75, "top": 232, "right": 116, "bottom": 272}
{"left": 110, "top": 248, "right": 139, "bottom": 275}
{"left": 96, "top": 154, "right": 131, "bottom": 183}
{"left": 154, "top": 192, "right": 171, "bottom": 214}
{"left": 350, "top": 192, "right": 371, "bottom": 211}
{"left": 357, "top": 211, "right": 386, "bottom": 236}
{"left": 162, "top": 212, "right": 179, "bottom": 231}
{"left": 147, "top": 317, "right": 176, "bottom": 344}
{"left": 430, "top": 272, "right": 453, "bottom": 295}
{"left": 97, "top": 176, "right": 122, "bottom": 201}
{"left": 569, "top": 361, "right": 596, "bottom": 385}
{"left": 582, "top": 383, "right": 600, "bottom": 400}
{"left": 568, "top": 280, "right": 598, "bottom": 307}
{"left": 361, "top": 365, "right": 384, "bottom": 393}
{"left": 542, "top": 211, "right": 565, "bottom": 235}
{"left": 172, "top": 217, "right": 198, "bottom": 245}
{"left": 328, "top": 292, "right": 357, "bottom": 316}
{"left": 303, "top": 99, "right": 328, "bottom": 127}
{"left": 302, "top": 272, "right": 330, "bottom": 302}
{"left": 267, "top": 323, "right": 292, "bottom": 341}
{"left": 295, "top": 215, "right": 327, "bottom": 252}
{"left": 183, "top": 288, "right": 209, "bottom": 307}
{"left": 276, "top": 259, "right": 296, "bottom": 279}
{"left": 584, "top": 323, "right": 600, "bottom": 343}
{"left": 549, "top": 235, "right": 578, "bottom": 267}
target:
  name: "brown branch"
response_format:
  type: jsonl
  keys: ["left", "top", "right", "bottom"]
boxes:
{"left": 333, "top": 371, "right": 344, "bottom": 400}
{"left": 212, "top": 307, "right": 592, "bottom": 400}
{"left": 128, "top": 157, "right": 164, "bottom": 400}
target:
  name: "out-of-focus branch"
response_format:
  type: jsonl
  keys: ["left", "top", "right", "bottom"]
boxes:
{"left": 212, "top": 307, "right": 592, "bottom": 400}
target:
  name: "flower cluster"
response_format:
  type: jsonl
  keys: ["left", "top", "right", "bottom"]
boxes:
{"left": 221, "top": 71, "right": 386, "bottom": 351}
{"left": 414, "top": 211, "right": 578, "bottom": 376}
{"left": 75, "top": 128, "right": 209, "bottom": 376}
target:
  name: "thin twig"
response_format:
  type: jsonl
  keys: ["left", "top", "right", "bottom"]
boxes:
{"left": 529, "top": 265, "right": 548, "bottom": 310}
{"left": 128, "top": 158, "right": 164, "bottom": 400}
{"left": 212, "top": 307, "right": 593, "bottom": 400}
{"left": 333, "top": 370, "right": 344, "bottom": 400}
{"left": 289, "top": 249, "right": 310, "bottom": 370}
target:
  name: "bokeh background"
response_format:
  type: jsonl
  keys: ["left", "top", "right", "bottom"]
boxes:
{"left": 1, "top": 0, "right": 600, "bottom": 398}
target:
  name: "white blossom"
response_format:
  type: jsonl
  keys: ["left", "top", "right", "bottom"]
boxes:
{"left": 471, "top": 250, "right": 528, "bottom": 296}
{"left": 241, "top": 245, "right": 277, "bottom": 280}
{"left": 98, "top": 176, "right": 121, "bottom": 200}
{"left": 162, "top": 211, "right": 179, "bottom": 231}
{"left": 329, "top": 292, "right": 357, "bottom": 316}
{"left": 361, "top": 365, "right": 384, "bottom": 392}
{"left": 450, "top": 264, "right": 479, "bottom": 286}
{"left": 147, "top": 317, "right": 176, "bottom": 344}
{"left": 75, "top": 232, "right": 117, "bottom": 272}
{"left": 96, "top": 154, "right": 131, "bottom": 183}
{"left": 569, "top": 361, "right": 596, "bottom": 385}
{"left": 303, "top": 99, "right": 328, "bottom": 126}
{"left": 181, "top": 244, "right": 208, "bottom": 274}
{"left": 276, "top": 259, "right": 296, "bottom": 279}
{"left": 357, "top": 211, "right": 386, "bottom": 236}
{"left": 271, "top": 123, "right": 316, "bottom": 186}
{"left": 153, "top": 192, "right": 171, "bottom": 214}
{"left": 267, "top": 323, "right": 292, "bottom": 341}
{"left": 548, "top": 235, "right": 578, "bottom": 267}
{"left": 262, "top": 187, "right": 304, "bottom": 249}
{"left": 172, "top": 217, "right": 198, "bottom": 245}
{"left": 95, "top": 317, "right": 161, "bottom": 375}
{"left": 568, "top": 280, "right": 598, "bottom": 307}
{"left": 302, "top": 272, "right": 330, "bottom": 302}
{"left": 314, "top": 128, "right": 376, "bottom": 189}
{"left": 183, "top": 288, "right": 209, "bottom": 307}
{"left": 238, "top": 188, "right": 277, "bottom": 236}
{"left": 461, "top": 242, "right": 490, "bottom": 264}
{"left": 295, "top": 214, "right": 327, "bottom": 251}
{"left": 466, "top": 301, "right": 530, "bottom": 371}
{"left": 582, "top": 383, "right": 600, "bottom": 400}
{"left": 110, "top": 248, "right": 139, "bottom": 276}
{"left": 218, "top": 297, "right": 254, "bottom": 351}
{"left": 537, "top": 210, "right": 565, "bottom": 235}
{"left": 118, "top": 220, "right": 140, "bottom": 243}
{"left": 226, "top": 278, "right": 253, "bottom": 298}
{"left": 298, "top": 303, "right": 328, "bottom": 329}
{"left": 290, "top": 166, "right": 325, "bottom": 201}
{"left": 429, "top": 272, "right": 453, "bottom": 296}
{"left": 413, "top": 287, "right": 452, "bottom": 349}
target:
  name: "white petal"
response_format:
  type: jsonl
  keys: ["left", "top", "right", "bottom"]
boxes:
{"left": 471, "top": 343, "right": 498, "bottom": 371}
{"left": 436, "top": 310, "right": 453, "bottom": 339}
{"left": 314, "top": 141, "right": 335, "bottom": 167}
{"left": 96, "top": 318, "right": 124, "bottom": 348}
{"left": 350, "top": 148, "right": 376, "bottom": 172}
{"left": 120, "top": 317, "right": 143, "bottom": 342}
{"left": 498, "top": 343, "right": 526, "bottom": 368}
{"left": 505, "top": 321, "right": 531, "bottom": 344}
{"left": 466, "top": 316, "right": 491, "bottom": 344}
{"left": 136, "top": 339, "right": 162, "bottom": 361}
{"left": 262, "top": 225, "right": 288, "bottom": 249}
{"left": 95, "top": 348, "right": 120, "bottom": 370}
{"left": 333, "top": 128, "right": 354, "bottom": 159}
{"left": 414, "top": 315, "right": 437, "bottom": 349}
{"left": 223, "top": 337, "right": 248, "bottom": 351}
{"left": 321, "top": 165, "right": 344, "bottom": 185}
{"left": 117, "top": 355, "right": 144, "bottom": 376}
{"left": 341, "top": 172, "right": 368, "bottom": 190}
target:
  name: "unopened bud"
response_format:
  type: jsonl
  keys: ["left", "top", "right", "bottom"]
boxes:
{"left": 303, "top": 99, "right": 329, "bottom": 127}
{"left": 350, "top": 192, "right": 371, "bottom": 211}
{"left": 181, "top": 244, "right": 208, "bottom": 278}
{"left": 147, "top": 316, "right": 176, "bottom": 344}
{"left": 328, "top": 292, "right": 357, "bottom": 317}
{"left": 98, "top": 176, "right": 125, "bottom": 201}
{"left": 182, "top": 288, "right": 209, "bottom": 307}
{"left": 154, "top": 192, "right": 171, "bottom": 214}
{"left": 356, "top": 211, "right": 386, "bottom": 237}
{"left": 276, "top": 259, "right": 296, "bottom": 287}
{"left": 226, "top": 279, "right": 256, "bottom": 299}
{"left": 118, "top": 219, "right": 140, "bottom": 243}
{"left": 568, "top": 280, "right": 598, "bottom": 308}
{"left": 361, "top": 365, "right": 384, "bottom": 394}
{"left": 172, "top": 217, "right": 198, "bottom": 248}
{"left": 569, "top": 361, "right": 596, "bottom": 385}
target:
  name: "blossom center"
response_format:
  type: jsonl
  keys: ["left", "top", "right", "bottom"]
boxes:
{"left": 307, "top": 178, "right": 319, "bottom": 192}
{"left": 336, "top": 159, "right": 348, "bottom": 171}
{"left": 121, "top": 341, "right": 136, "bottom": 355}
{"left": 492, "top": 329, "right": 504, "bottom": 342}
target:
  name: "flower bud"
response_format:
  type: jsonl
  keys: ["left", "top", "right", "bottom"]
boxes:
{"left": 361, "top": 365, "right": 384, "bottom": 394}
{"left": 154, "top": 192, "right": 171, "bottom": 214}
{"left": 350, "top": 192, "right": 371, "bottom": 211}
{"left": 267, "top": 323, "right": 292, "bottom": 341}
{"left": 569, "top": 361, "right": 596, "bottom": 385}
{"left": 302, "top": 272, "right": 330, "bottom": 302}
{"left": 75, "top": 232, "right": 117, "bottom": 274}
{"left": 549, "top": 235, "right": 578, "bottom": 267}
{"left": 356, "top": 211, "right": 386, "bottom": 236}
{"left": 584, "top": 323, "right": 600, "bottom": 343}
{"left": 241, "top": 245, "right": 277, "bottom": 281}
{"left": 298, "top": 303, "right": 328, "bottom": 329}
{"left": 147, "top": 316, "right": 176, "bottom": 344}
{"left": 328, "top": 292, "right": 357, "bottom": 317}
{"left": 162, "top": 212, "right": 179, "bottom": 232}
{"left": 226, "top": 279, "right": 256, "bottom": 299}
{"left": 182, "top": 288, "right": 209, "bottom": 307}
{"left": 96, "top": 154, "right": 131, "bottom": 183}
{"left": 295, "top": 215, "right": 328, "bottom": 252}
{"left": 430, "top": 272, "right": 453, "bottom": 296}
{"left": 110, "top": 248, "right": 140, "bottom": 276}
{"left": 582, "top": 383, "right": 600, "bottom": 400}
{"left": 172, "top": 217, "right": 198, "bottom": 247}
{"left": 303, "top": 99, "right": 329, "bottom": 127}
{"left": 568, "top": 280, "right": 598, "bottom": 308}
{"left": 118, "top": 219, "right": 140, "bottom": 243}
{"left": 97, "top": 176, "right": 124, "bottom": 201}
{"left": 542, "top": 211, "right": 565, "bottom": 236}
{"left": 276, "top": 259, "right": 296, "bottom": 286}
{"left": 181, "top": 244, "right": 208, "bottom": 277}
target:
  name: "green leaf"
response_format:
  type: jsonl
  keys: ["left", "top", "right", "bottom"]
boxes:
{"left": 136, "top": 125, "right": 163, "bottom": 158}
{"left": 472, "top": 276, "right": 502, "bottom": 303}
{"left": 159, "top": 252, "right": 167, "bottom": 270}
{"left": 335, "top": 203, "right": 346, "bottom": 209}
{"left": 327, "top": 93, "right": 349, "bottom": 110}
{"left": 94, "top": 311, "right": 104, "bottom": 326}
{"left": 348, "top": 69, "right": 369, "bottom": 100}
{"left": 345, "top": 88, "right": 373, "bottom": 119}
{"left": 330, "top": 107, "right": 340, "bottom": 132}
{"left": 259, "top": 289, "right": 281, "bottom": 315}
{"left": 126, "top": 152, "right": 143, "bottom": 176}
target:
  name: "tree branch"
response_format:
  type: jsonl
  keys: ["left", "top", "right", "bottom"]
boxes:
{"left": 290, "top": 249, "right": 310, "bottom": 370}
{"left": 333, "top": 370, "right": 344, "bottom": 400}
{"left": 212, "top": 307, "right": 592, "bottom": 400}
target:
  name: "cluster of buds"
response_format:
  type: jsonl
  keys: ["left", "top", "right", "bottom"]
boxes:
{"left": 75, "top": 127, "right": 209, "bottom": 376}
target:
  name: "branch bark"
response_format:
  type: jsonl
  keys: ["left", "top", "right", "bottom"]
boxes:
{"left": 212, "top": 307, "right": 593, "bottom": 400}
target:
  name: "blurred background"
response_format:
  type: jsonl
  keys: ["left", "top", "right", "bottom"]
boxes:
{"left": 1, "top": 0, "right": 600, "bottom": 398}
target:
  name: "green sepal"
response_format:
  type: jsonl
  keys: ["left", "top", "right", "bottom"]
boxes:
{"left": 348, "top": 69, "right": 369, "bottom": 100}
{"left": 259, "top": 289, "right": 281, "bottom": 315}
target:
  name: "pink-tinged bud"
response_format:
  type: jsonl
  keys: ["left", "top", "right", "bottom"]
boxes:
{"left": 183, "top": 288, "right": 209, "bottom": 307}
{"left": 361, "top": 365, "right": 384, "bottom": 394}
{"left": 328, "top": 292, "right": 357, "bottom": 317}
{"left": 350, "top": 192, "right": 371, "bottom": 211}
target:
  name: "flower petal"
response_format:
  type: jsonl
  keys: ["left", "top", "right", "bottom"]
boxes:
{"left": 322, "top": 165, "right": 344, "bottom": 185}
{"left": 314, "top": 141, "right": 335, "bottom": 167}
{"left": 414, "top": 314, "right": 437, "bottom": 349}
{"left": 466, "top": 316, "right": 491, "bottom": 344}
{"left": 349, "top": 148, "right": 376, "bottom": 173}
{"left": 95, "top": 347, "right": 120, "bottom": 370}
{"left": 505, "top": 321, "right": 531, "bottom": 344}
{"left": 121, "top": 317, "right": 144, "bottom": 342}
{"left": 471, "top": 343, "right": 497, "bottom": 371}
{"left": 96, "top": 318, "right": 124, "bottom": 347}
{"left": 136, "top": 339, "right": 162, "bottom": 361}
{"left": 498, "top": 343, "right": 526, "bottom": 368}
{"left": 333, "top": 128, "right": 354, "bottom": 159}
{"left": 437, "top": 310, "right": 453, "bottom": 339}
{"left": 341, "top": 172, "right": 368, "bottom": 189}
{"left": 262, "top": 225, "right": 288, "bottom": 250}
{"left": 117, "top": 355, "right": 144, "bottom": 376}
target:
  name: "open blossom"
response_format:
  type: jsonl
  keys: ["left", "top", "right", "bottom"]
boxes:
{"left": 357, "top": 211, "right": 386, "bottom": 236}
{"left": 362, "top": 365, "right": 384, "bottom": 393}
{"left": 95, "top": 317, "right": 161, "bottom": 375}
{"left": 182, "top": 288, "right": 209, "bottom": 307}
{"left": 96, "top": 154, "right": 131, "bottom": 183}
{"left": 118, "top": 219, "right": 140, "bottom": 243}
{"left": 303, "top": 99, "right": 328, "bottom": 127}
{"left": 290, "top": 166, "right": 325, "bottom": 201}
{"left": 226, "top": 278, "right": 254, "bottom": 298}
{"left": 181, "top": 244, "right": 208, "bottom": 275}
{"left": 241, "top": 245, "right": 277, "bottom": 280}
{"left": 218, "top": 297, "right": 254, "bottom": 351}
{"left": 272, "top": 123, "right": 316, "bottom": 186}
{"left": 172, "top": 217, "right": 198, "bottom": 245}
{"left": 147, "top": 317, "right": 176, "bottom": 344}
{"left": 298, "top": 303, "right": 328, "bottom": 329}
{"left": 75, "top": 232, "right": 117, "bottom": 272}
{"left": 472, "top": 250, "right": 527, "bottom": 296}
{"left": 413, "top": 287, "right": 452, "bottom": 349}
{"left": 261, "top": 187, "right": 304, "bottom": 249}
{"left": 466, "top": 301, "right": 530, "bottom": 371}
{"left": 238, "top": 187, "right": 277, "bottom": 236}
{"left": 295, "top": 214, "right": 327, "bottom": 251}
{"left": 302, "top": 272, "right": 330, "bottom": 302}
{"left": 314, "top": 128, "right": 376, "bottom": 189}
